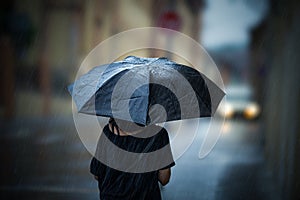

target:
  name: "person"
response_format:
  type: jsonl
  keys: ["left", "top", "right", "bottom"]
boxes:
{"left": 90, "top": 118, "right": 175, "bottom": 200}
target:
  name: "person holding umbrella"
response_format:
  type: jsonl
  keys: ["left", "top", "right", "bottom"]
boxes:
{"left": 90, "top": 117, "right": 175, "bottom": 199}
{"left": 68, "top": 56, "right": 225, "bottom": 199}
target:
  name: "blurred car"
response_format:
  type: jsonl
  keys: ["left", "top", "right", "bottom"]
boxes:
{"left": 218, "top": 83, "right": 261, "bottom": 120}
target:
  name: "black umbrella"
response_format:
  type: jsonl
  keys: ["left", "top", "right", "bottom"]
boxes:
{"left": 68, "top": 56, "right": 225, "bottom": 125}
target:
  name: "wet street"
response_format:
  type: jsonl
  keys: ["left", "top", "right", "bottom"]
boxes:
{"left": 162, "top": 120, "right": 279, "bottom": 200}
{"left": 0, "top": 117, "right": 279, "bottom": 200}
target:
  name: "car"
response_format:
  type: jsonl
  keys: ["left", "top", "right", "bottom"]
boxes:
{"left": 217, "top": 83, "right": 261, "bottom": 120}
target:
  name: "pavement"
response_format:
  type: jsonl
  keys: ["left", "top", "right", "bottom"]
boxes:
{"left": 0, "top": 117, "right": 280, "bottom": 200}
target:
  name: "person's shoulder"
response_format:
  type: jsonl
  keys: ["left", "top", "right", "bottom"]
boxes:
{"left": 103, "top": 123, "right": 121, "bottom": 135}
{"left": 101, "top": 124, "right": 115, "bottom": 139}
{"left": 103, "top": 124, "right": 109, "bottom": 131}
{"left": 157, "top": 125, "right": 168, "bottom": 135}
{"left": 150, "top": 125, "right": 170, "bottom": 142}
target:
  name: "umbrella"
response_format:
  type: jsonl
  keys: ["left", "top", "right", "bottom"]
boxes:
{"left": 68, "top": 56, "right": 225, "bottom": 125}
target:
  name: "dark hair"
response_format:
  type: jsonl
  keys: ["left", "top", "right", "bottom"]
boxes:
{"left": 109, "top": 118, "right": 144, "bottom": 135}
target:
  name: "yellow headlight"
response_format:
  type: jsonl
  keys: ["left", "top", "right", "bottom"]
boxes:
{"left": 244, "top": 103, "right": 260, "bottom": 119}
{"left": 221, "top": 104, "right": 234, "bottom": 118}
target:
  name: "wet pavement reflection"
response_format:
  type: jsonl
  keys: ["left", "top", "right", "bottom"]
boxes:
{"left": 0, "top": 118, "right": 279, "bottom": 199}
{"left": 162, "top": 120, "right": 279, "bottom": 200}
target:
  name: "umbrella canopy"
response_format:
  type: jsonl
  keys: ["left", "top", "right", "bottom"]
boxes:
{"left": 68, "top": 56, "right": 225, "bottom": 125}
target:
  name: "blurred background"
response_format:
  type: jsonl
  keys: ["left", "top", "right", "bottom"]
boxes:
{"left": 0, "top": 0, "right": 299, "bottom": 199}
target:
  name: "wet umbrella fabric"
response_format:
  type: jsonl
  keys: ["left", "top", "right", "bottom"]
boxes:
{"left": 68, "top": 56, "right": 225, "bottom": 125}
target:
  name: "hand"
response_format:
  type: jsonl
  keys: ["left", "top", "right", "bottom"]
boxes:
{"left": 158, "top": 168, "right": 171, "bottom": 186}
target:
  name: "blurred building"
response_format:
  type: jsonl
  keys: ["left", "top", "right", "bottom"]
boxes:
{"left": 250, "top": 0, "right": 300, "bottom": 199}
{"left": 0, "top": 0, "right": 204, "bottom": 119}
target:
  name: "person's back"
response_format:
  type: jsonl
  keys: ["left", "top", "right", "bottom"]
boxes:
{"left": 90, "top": 118, "right": 175, "bottom": 200}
